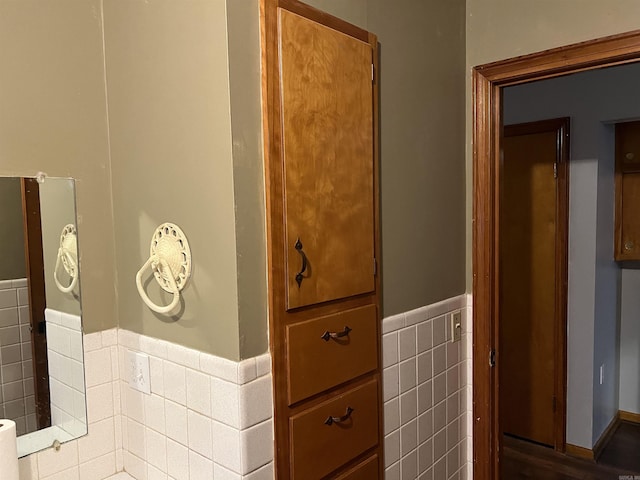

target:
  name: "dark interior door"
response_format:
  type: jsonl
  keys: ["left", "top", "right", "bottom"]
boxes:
{"left": 499, "top": 119, "right": 568, "bottom": 448}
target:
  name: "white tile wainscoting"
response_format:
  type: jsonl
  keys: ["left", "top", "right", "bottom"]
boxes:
{"left": 44, "top": 309, "right": 87, "bottom": 441}
{"left": 382, "top": 294, "right": 473, "bottom": 480}
{"left": 18, "top": 329, "right": 273, "bottom": 480}
{"left": 16, "top": 293, "right": 472, "bottom": 480}
{"left": 0, "top": 278, "right": 36, "bottom": 436}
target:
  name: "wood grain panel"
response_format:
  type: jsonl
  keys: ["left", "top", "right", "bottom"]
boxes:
{"left": 500, "top": 128, "right": 559, "bottom": 447}
{"left": 333, "top": 454, "right": 379, "bottom": 480}
{"left": 619, "top": 173, "right": 640, "bottom": 259}
{"left": 616, "top": 121, "right": 640, "bottom": 260}
{"left": 286, "top": 305, "right": 377, "bottom": 405}
{"left": 262, "top": 1, "right": 381, "bottom": 478}
{"left": 278, "top": 8, "right": 375, "bottom": 309}
{"left": 616, "top": 121, "right": 640, "bottom": 173}
{"left": 289, "top": 379, "right": 378, "bottom": 480}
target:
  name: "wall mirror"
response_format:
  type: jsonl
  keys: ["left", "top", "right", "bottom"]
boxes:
{"left": 0, "top": 176, "right": 86, "bottom": 457}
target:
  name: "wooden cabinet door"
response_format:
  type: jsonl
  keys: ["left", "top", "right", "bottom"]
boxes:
{"left": 615, "top": 121, "right": 640, "bottom": 260}
{"left": 618, "top": 173, "right": 640, "bottom": 258}
{"left": 278, "top": 8, "right": 375, "bottom": 310}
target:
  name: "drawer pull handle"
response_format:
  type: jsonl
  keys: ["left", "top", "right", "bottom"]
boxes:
{"left": 321, "top": 326, "right": 352, "bottom": 342}
{"left": 324, "top": 406, "right": 354, "bottom": 426}
{"left": 294, "top": 238, "right": 308, "bottom": 287}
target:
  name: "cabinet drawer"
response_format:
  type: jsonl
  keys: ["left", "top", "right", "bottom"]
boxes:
{"left": 286, "top": 305, "right": 378, "bottom": 404}
{"left": 290, "top": 379, "right": 379, "bottom": 480}
{"left": 334, "top": 454, "right": 379, "bottom": 480}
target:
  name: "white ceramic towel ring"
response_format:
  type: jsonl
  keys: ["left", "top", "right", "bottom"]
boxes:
{"left": 54, "top": 224, "right": 78, "bottom": 293}
{"left": 135, "top": 223, "right": 192, "bottom": 314}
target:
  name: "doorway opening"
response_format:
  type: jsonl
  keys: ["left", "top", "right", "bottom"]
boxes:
{"left": 499, "top": 117, "right": 569, "bottom": 454}
{"left": 472, "top": 29, "right": 640, "bottom": 479}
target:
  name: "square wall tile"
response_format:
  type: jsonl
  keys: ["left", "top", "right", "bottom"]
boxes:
{"left": 418, "top": 410, "right": 433, "bottom": 443}
{"left": 398, "top": 327, "right": 416, "bottom": 362}
{"left": 188, "top": 451, "right": 213, "bottom": 480}
{"left": 165, "top": 400, "right": 188, "bottom": 446}
{"left": 78, "top": 418, "right": 115, "bottom": 463}
{"left": 163, "top": 361, "right": 186, "bottom": 405}
{"left": 166, "top": 439, "right": 189, "bottom": 480}
{"left": 383, "top": 365, "right": 399, "bottom": 402}
{"left": 417, "top": 381, "right": 432, "bottom": 414}
{"left": 417, "top": 351, "right": 432, "bottom": 385}
{"left": 384, "top": 397, "right": 400, "bottom": 434}
{"left": 127, "top": 419, "right": 146, "bottom": 460}
{"left": 144, "top": 394, "right": 166, "bottom": 434}
{"left": 0, "top": 289, "right": 17, "bottom": 309}
{"left": 384, "top": 429, "right": 400, "bottom": 468}
{"left": 78, "top": 452, "right": 116, "bottom": 480}
{"left": 146, "top": 427, "right": 168, "bottom": 473}
{"left": 186, "top": 369, "right": 211, "bottom": 417}
{"left": 386, "top": 461, "right": 400, "bottom": 480}
{"left": 432, "top": 344, "right": 447, "bottom": 377}
{"left": 239, "top": 374, "right": 273, "bottom": 429}
{"left": 187, "top": 410, "right": 212, "bottom": 459}
{"left": 432, "top": 316, "right": 446, "bottom": 346}
{"left": 401, "top": 449, "right": 417, "bottom": 480}
{"left": 86, "top": 383, "right": 113, "bottom": 424}
{"left": 211, "top": 421, "right": 241, "bottom": 473}
{"left": 400, "top": 419, "right": 417, "bottom": 455}
{"left": 84, "top": 349, "right": 112, "bottom": 387}
{"left": 211, "top": 377, "right": 239, "bottom": 428}
{"left": 240, "top": 419, "right": 273, "bottom": 474}
{"left": 383, "top": 332, "right": 399, "bottom": 368}
{"left": 400, "top": 389, "right": 417, "bottom": 426}
{"left": 399, "top": 359, "right": 417, "bottom": 394}
{"left": 418, "top": 438, "right": 433, "bottom": 475}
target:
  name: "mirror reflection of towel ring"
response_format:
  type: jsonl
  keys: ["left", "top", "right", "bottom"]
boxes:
{"left": 135, "top": 223, "right": 192, "bottom": 314}
{"left": 54, "top": 224, "right": 78, "bottom": 293}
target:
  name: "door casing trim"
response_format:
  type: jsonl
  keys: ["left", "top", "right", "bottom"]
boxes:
{"left": 472, "top": 29, "right": 640, "bottom": 479}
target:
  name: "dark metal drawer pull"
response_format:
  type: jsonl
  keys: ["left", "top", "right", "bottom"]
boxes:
{"left": 324, "top": 406, "right": 354, "bottom": 426}
{"left": 294, "top": 238, "right": 307, "bottom": 287}
{"left": 321, "top": 325, "right": 352, "bottom": 342}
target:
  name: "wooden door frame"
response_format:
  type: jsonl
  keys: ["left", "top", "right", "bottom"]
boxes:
{"left": 473, "top": 29, "right": 640, "bottom": 479}
{"left": 500, "top": 117, "right": 570, "bottom": 452}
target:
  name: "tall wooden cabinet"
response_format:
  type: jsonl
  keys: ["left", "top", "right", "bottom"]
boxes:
{"left": 262, "top": 1, "right": 382, "bottom": 478}
{"left": 615, "top": 121, "right": 640, "bottom": 260}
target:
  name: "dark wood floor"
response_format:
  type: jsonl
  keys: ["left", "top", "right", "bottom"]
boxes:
{"left": 599, "top": 422, "right": 640, "bottom": 473}
{"left": 501, "top": 423, "right": 640, "bottom": 479}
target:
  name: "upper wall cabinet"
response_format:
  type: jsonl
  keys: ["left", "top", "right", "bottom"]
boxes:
{"left": 615, "top": 121, "right": 640, "bottom": 260}
{"left": 263, "top": 1, "right": 382, "bottom": 479}
{"left": 279, "top": 9, "right": 376, "bottom": 310}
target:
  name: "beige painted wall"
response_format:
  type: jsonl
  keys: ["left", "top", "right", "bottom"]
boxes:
{"left": 0, "top": 0, "right": 116, "bottom": 333}
{"left": 465, "top": 0, "right": 640, "bottom": 289}
{"left": 303, "top": 0, "right": 467, "bottom": 316}
{"left": 40, "top": 178, "right": 81, "bottom": 316}
{"left": 226, "top": 0, "right": 269, "bottom": 359}
{"left": 0, "top": 178, "right": 26, "bottom": 281}
{"left": 104, "top": 0, "right": 243, "bottom": 360}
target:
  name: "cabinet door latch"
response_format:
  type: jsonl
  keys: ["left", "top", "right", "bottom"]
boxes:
{"left": 489, "top": 349, "right": 496, "bottom": 367}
